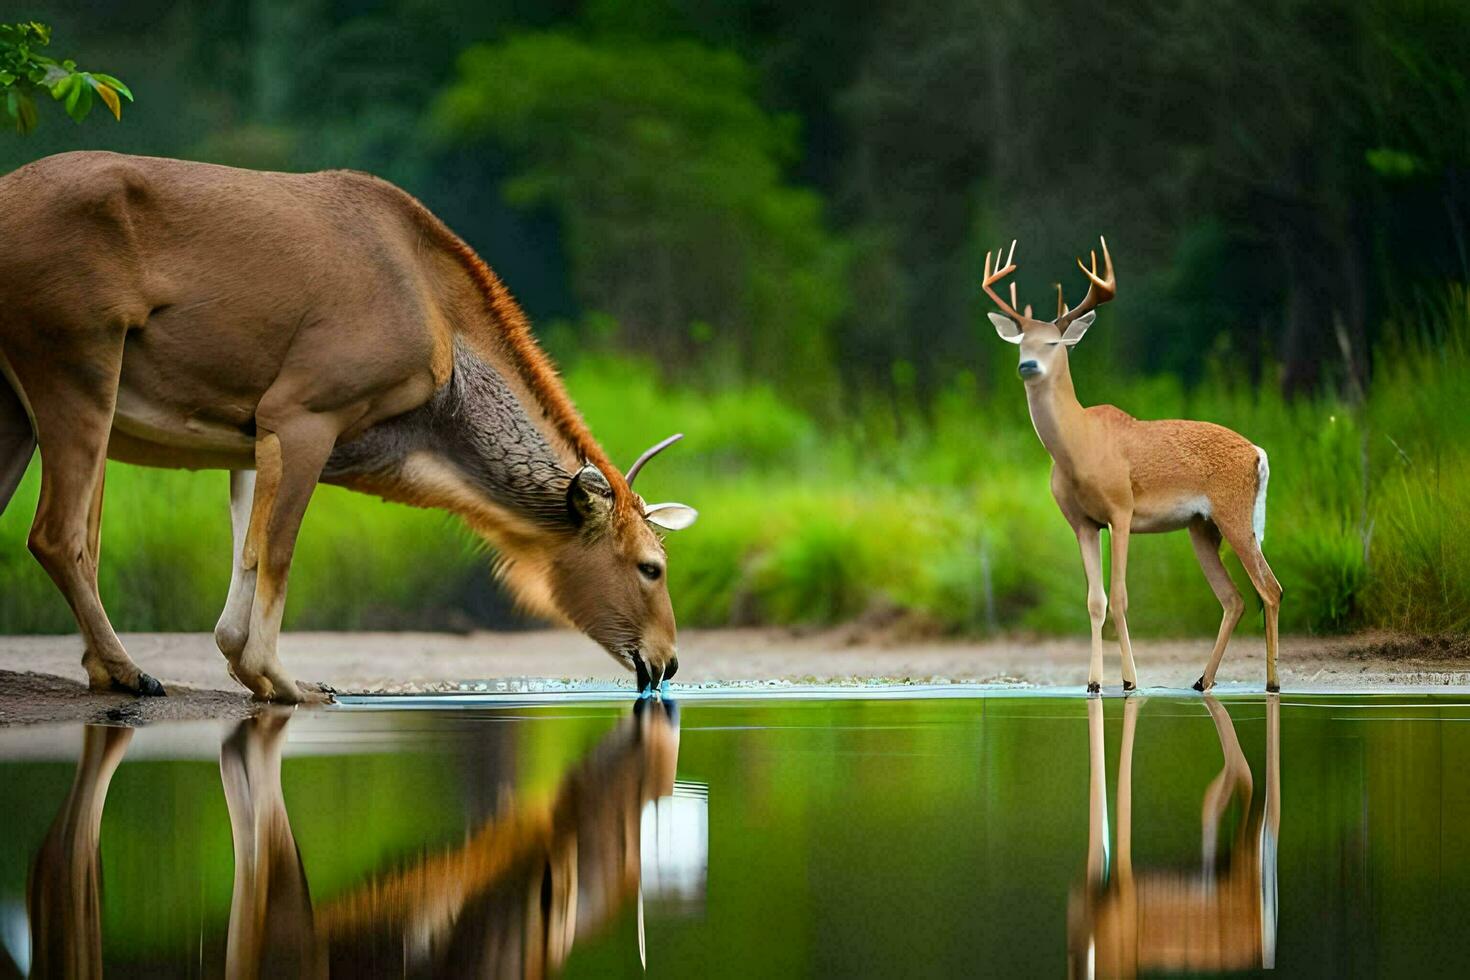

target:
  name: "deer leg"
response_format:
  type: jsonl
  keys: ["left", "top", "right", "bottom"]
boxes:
{"left": 1222, "top": 523, "right": 1284, "bottom": 692}
{"left": 1199, "top": 695, "right": 1253, "bottom": 870}
{"left": 1108, "top": 517, "right": 1140, "bottom": 691}
{"left": 1076, "top": 524, "right": 1108, "bottom": 693}
{"left": 234, "top": 417, "right": 338, "bottom": 703}
{"left": 1116, "top": 695, "right": 1139, "bottom": 888}
{"left": 1189, "top": 522, "right": 1245, "bottom": 692}
{"left": 23, "top": 362, "right": 163, "bottom": 696}
{"left": 1085, "top": 696, "right": 1109, "bottom": 885}
{"left": 215, "top": 470, "right": 258, "bottom": 664}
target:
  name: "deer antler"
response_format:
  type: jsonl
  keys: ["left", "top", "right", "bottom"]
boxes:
{"left": 626, "top": 433, "right": 684, "bottom": 487}
{"left": 1055, "top": 236, "right": 1116, "bottom": 329}
{"left": 982, "top": 240, "right": 1033, "bottom": 324}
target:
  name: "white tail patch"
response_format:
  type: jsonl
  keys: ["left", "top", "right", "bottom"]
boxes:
{"left": 1253, "top": 446, "right": 1269, "bottom": 543}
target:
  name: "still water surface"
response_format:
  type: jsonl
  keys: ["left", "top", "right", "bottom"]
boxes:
{"left": 1, "top": 691, "right": 1468, "bottom": 977}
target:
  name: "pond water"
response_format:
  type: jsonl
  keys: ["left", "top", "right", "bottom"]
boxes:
{"left": 0, "top": 690, "right": 1467, "bottom": 977}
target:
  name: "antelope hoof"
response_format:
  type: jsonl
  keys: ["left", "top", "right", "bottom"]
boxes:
{"left": 1122, "top": 681, "right": 1136, "bottom": 693}
{"left": 1192, "top": 675, "right": 1210, "bottom": 693}
{"left": 292, "top": 681, "right": 336, "bottom": 706}
{"left": 1266, "top": 681, "right": 1280, "bottom": 693}
{"left": 1086, "top": 681, "right": 1101, "bottom": 694}
{"left": 112, "top": 672, "right": 167, "bottom": 698}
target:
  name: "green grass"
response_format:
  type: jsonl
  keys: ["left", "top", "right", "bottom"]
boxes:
{"left": 3, "top": 295, "right": 1468, "bottom": 639}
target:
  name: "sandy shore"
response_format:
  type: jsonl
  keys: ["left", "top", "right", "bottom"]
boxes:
{"left": 2, "top": 628, "right": 1467, "bottom": 726}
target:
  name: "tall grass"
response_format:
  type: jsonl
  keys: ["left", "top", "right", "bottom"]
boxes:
{"left": 2, "top": 294, "right": 1467, "bottom": 638}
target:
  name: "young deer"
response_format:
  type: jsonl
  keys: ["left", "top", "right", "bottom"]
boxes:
{"left": 981, "top": 239, "right": 1282, "bottom": 692}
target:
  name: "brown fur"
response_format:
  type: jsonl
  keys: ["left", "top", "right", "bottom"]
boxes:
{"left": 0, "top": 152, "right": 685, "bottom": 703}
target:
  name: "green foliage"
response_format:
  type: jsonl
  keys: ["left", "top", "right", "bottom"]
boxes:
{"left": 0, "top": 1, "right": 1466, "bottom": 642}
{"left": 434, "top": 32, "right": 848, "bottom": 400}
{"left": 1, "top": 21, "right": 131, "bottom": 134}
{"left": 6, "top": 300, "right": 1465, "bottom": 639}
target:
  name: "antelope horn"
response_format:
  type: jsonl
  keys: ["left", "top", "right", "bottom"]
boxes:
{"left": 626, "top": 433, "right": 684, "bottom": 487}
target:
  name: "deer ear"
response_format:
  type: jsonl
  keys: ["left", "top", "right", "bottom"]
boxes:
{"left": 988, "top": 312, "right": 1024, "bottom": 345}
{"left": 567, "top": 463, "right": 614, "bottom": 528}
{"left": 1060, "top": 311, "right": 1096, "bottom": 346}
{"left": 644, "top": 502, "right": 698, "bottom": 531}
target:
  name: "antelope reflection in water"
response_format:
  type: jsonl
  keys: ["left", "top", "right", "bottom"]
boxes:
{"left": 23, "top": 700, "right": 694, "bottom": 979}
{"left": 24, "top": 724, "right": 133, "bottom": 980}
{"left": 313, "top": 698, "right": 688, "bottom": 977}
{"left": 1069, "top": 695, "right": 1281, "bottom": 978}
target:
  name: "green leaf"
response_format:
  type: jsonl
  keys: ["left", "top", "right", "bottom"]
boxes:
{"left": 0, "top": 70, "right": 15, "bottom": 86}
{"left": 64, "top": 72, "right": 94, "bottom": 122}
{"left": 89, "top": 72, "right": 132, "bottom": 101}
{"left": 10, "top": 87, "right": 37, "bottom": 134}
{"left": 89, "top": 75, "right": 121, "bottom": 120}
{"left": 1365, "top": 147, "right": 1427, "bottom": 179}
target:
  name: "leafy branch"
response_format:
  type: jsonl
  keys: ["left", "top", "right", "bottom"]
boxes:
{"left": 1, "top": 21, "right": 133, "bottom": 134}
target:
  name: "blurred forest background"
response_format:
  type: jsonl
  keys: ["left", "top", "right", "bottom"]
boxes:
{"left": 2, "top": 0, "right": 1468, "bottom": 641}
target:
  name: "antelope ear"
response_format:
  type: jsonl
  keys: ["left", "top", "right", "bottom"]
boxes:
{"left": 567, "top": 463, "right": 614, "bottom": 528}
{"left": 644, "top": 502, "right": 698, "bottom": 531}
{"left": 988, "top": 312, "right": 1024, "bottom": 345}
{"left": 1060, "top": 311, "right": 1096, "bottom": 346}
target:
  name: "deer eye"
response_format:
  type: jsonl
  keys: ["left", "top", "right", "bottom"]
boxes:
{"left": 638, "top": 562, "right": 663, "bottom": 581}
{"left": 1046, "top": 341, "right": 1060, "bottom": 347}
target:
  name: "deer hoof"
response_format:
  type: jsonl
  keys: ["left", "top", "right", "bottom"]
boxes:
{"left": 1122, "top": 681, "right": 1136, "bottom": 693}
{"left": 1192, "top": 675, "right": 1208, "bottom": 692}
{"left": 1266, "top": 681, "right": 1280, "bottom": 693}
{"left": 1086, "top": 681, "right": 1101, "bottom": 694}
{"left": 113, "top": 672, "right": 167, "bottom": 698}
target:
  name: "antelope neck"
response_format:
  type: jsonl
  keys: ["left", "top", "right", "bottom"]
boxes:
{"left": 323, "top": 342, "right": 573, "bottom": 528}
{"left": 1024, "top": 358, "right": 1091, "bottom": 474}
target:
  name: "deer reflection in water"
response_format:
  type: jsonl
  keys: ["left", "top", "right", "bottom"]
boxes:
{"left": 1069, "top": 695, "right": 1281, "bottom": 979}
{"left": 24, "top": 699, "right": 688, "bottom": 979}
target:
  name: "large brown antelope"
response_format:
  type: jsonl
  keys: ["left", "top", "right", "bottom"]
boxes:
{"left": 1068, "top": 695, "right": 1281, "bottom": 977}
{"left": 981, "top": 239, "right": 1282, "bottom": 692}
{"left": 0, "top": 151, "right": 697, "bottom": 703}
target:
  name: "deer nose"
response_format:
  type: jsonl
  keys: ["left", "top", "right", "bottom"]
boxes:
{"left": 1018, "top": 359, "right": 1041, "bottom": 378}
{"left": 666, "top": 657, "right": 678, "bottom": 681}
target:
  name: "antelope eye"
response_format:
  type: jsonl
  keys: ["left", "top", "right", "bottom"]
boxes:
{"left": 1046, "top": 341, "right": 1060, "bottom": 347}
{"left": 638, "top": 562, "right": 663, "bottom": 581}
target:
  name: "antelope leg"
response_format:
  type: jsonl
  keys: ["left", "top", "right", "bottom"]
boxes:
{"left": 235, "top": 417, "right": 339, "bottom": 704}
{"left": 216, "top": 469, "right": 259, "bottom": 664}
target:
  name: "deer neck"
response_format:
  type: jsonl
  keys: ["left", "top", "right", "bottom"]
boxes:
{"left": 1024, "top": 359, "right": 1091, "bottom": 473}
